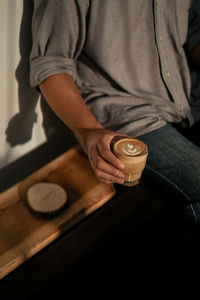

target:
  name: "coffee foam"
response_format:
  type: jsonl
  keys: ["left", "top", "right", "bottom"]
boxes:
{"left": 114, "top": 138, "right": 147, "bottom": 157}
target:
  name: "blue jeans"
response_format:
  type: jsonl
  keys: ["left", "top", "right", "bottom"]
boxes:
{"left": 134, "top": 123, "right": 200, "bottom": 275}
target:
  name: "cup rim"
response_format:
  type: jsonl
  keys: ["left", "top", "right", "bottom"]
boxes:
{"left": 113, "top": 137, "right": 148, "bottom": 158}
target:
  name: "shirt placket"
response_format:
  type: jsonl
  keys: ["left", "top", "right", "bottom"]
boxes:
{"left": 153, "top": 0, "right": 193, "bottom": 125}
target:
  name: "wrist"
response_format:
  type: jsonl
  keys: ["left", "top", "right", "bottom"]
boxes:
{"left": 73, "top": 124, "right": 103, "bottom": 145}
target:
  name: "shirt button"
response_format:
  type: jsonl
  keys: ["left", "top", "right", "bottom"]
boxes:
{"left": 166, "top": 71, "right": 171, "bottom": 77}
{"left": 159, "top": 35, "right": 163, "bottom": 41}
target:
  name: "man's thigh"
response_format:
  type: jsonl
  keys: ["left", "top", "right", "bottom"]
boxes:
{"left": 133, "top": 123, "right": 200, "bottom": 223}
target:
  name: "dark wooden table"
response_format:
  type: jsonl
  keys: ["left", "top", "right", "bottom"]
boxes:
{"left": 0, "top": 133, "right": 166, "bottom": 299}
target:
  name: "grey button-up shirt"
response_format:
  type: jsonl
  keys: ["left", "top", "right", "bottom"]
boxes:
{"left": 30, "top": 0, "right": 200, "bottom": 137}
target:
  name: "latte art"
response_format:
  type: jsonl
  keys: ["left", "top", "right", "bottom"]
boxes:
{"left": 121, "top": 143, "right": 141, "bottom": 156}
{"left": 114, "top": 139, "right": 147, "bottom": 157}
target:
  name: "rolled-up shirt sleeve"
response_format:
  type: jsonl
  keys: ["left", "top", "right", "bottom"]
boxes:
{"left": 30, "top": 0, "right": 88, "bottom": 88}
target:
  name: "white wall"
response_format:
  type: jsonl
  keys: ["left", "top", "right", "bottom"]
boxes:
{"left": 0, "top": 0, "right": 47, "bottom": 169}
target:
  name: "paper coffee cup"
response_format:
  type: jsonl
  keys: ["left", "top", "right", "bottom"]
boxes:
{"left": 113, "top": 137, "right": 148, "bottom": 186}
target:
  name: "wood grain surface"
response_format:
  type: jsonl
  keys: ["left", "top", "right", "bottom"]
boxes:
{"left": 0, "top": 145, "right": 116, "bottom": 279}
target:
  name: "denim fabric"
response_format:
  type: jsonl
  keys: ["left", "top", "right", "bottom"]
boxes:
{"left": 137, "top": 122, "right": 200, "bottom": 224}
{"left": 132, "top": 122, "right": 200, "bottom": 275}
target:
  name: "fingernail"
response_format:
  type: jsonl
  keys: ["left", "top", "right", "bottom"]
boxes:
{"left": 119, "top": 162, "right": 125, "bottom": 169}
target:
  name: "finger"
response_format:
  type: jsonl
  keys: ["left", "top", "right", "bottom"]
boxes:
{"left": 93, "top": 154, "right": 125, "bottom": 180}
{"left": 89, "top": 148, "right": 125, "bottom": 183}
{"left": 94, "top": 169, "right": 125, "bottom": 185}
{"left": 98, "top": 143, "right": 125, "bottom": 170}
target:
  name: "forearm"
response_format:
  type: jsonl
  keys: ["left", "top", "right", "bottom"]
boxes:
{"left": 39, "top": 73, "right": 103, "bottom": 143}
{"left": 39, "top": 73, "right": 125, "bottom": 185}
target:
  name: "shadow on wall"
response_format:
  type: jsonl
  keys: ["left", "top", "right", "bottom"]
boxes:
{"left": 5, "top": 0, "right": 70, "bottom": 148}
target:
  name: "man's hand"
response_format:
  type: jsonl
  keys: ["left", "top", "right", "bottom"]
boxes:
{"left": 39, "top": 74, "right": 129, "bottom": 184}
{"left": 79, "top": 128, "right": 129, "bottom": 184}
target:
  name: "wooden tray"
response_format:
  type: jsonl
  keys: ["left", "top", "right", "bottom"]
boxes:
{"left": 0, "top": 145, "right": 116, "bottom": 279}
